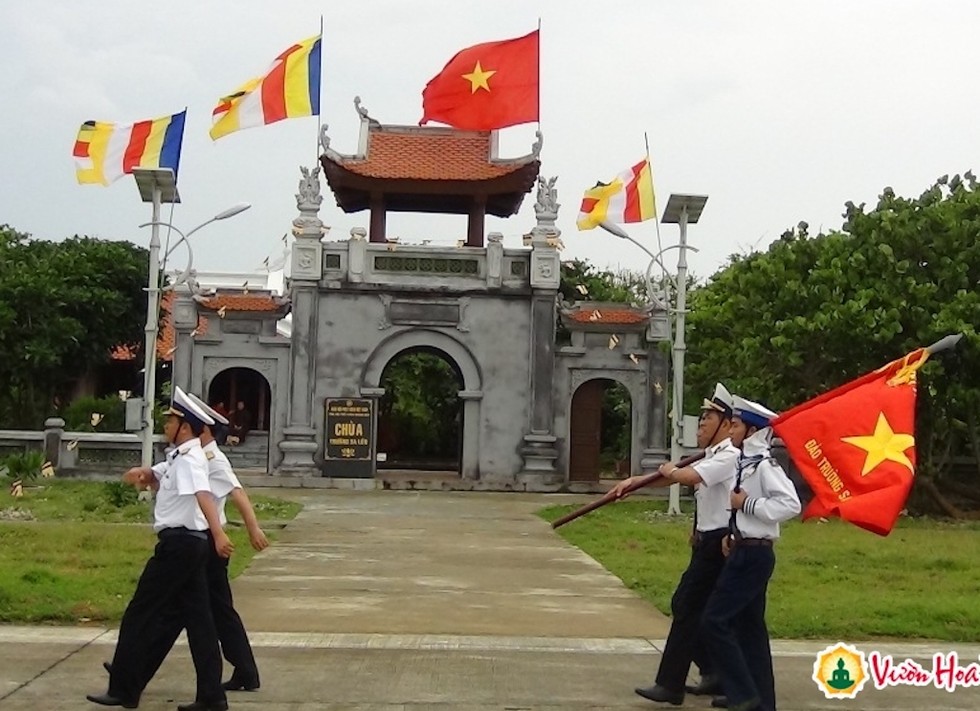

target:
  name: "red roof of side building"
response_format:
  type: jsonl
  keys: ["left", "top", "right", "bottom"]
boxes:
{"left": 109, "top": 291, "right": 285, "bottom": 362}
{"left": 565, "top": 308, "right": 650, "bottom": 325}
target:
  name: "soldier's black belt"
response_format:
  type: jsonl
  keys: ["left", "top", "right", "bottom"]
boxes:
{"left": 693, "top": 527, "right": 729, "bottom": 546}
{"left": 157, "top": 526, "right": 208, "bottom": 541}
{"left": 736, "top": 537, "right": 773, "bottom": 547}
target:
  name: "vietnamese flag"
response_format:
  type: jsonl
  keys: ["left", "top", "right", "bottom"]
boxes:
{"left": 420, "top": 30, "right": 539, "bottom": 131}
{"left": 771, "top": 349, "right": 930, "bottom": 536}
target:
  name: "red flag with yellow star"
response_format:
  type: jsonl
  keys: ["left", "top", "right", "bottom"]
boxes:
{"left": 771, "top": 349, "right": 930, "bottom": 536}
{"left": 420, "top": 30, "right": 539, "bottom": 131}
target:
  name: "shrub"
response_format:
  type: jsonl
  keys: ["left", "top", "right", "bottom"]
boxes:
{"left": 1, "top": 450, "right": 46, "bottom": 483}
{"left": 59, "top": 396, "right": 126, "bottom": 432}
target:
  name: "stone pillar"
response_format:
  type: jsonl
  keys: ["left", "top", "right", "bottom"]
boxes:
{"left": 43, "top": 417, "right": 64, "bottom": 472}
{"left": 641, "top": 309, "right": 671, "bottom": 471}
{"left": 518, "top": 176, "right": 562, "bottom": 485}
{"left": 466, "top": 195, "right": 486, "bottom": 247}
{"left": 279, "top": 165, "right": 325, "bottom": 474}
{"left": 369, "top": 193, "right": 386, "bottom": 243}
{"left": 485, "top": 232, "right": 503, "bottom": 288}
{"left": 171, "top": 285, "right": 197, "bottom": 394}
{"left": 348, "top": 227, "right": 367, "bottom": 283}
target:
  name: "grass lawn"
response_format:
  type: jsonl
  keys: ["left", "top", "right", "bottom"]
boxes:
{"left": 0, "top": 479, "right": 301, "bottom": 624}
{"left": 539, "top": 498, "right": 980, "bottom": 642}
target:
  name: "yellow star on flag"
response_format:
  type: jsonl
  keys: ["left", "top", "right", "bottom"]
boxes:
{"left": 462, "top": 61, "right": 496, "bottom": 93}
{"left": 841, "top": 412, "right": 915, "bottom": 476}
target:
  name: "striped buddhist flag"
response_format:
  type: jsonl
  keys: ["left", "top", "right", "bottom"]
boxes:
{"left": 210, "top": 34, "right": 321, "bottom": 140}
{"left": 73, "top": 110, "right": 186, "bottom": 186}
{"left": 576, "top": 158, "right": 657, "bottom": 230}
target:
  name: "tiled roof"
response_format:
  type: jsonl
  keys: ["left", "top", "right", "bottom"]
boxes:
{"left": 566, "top": 308, "right": 650, "bottom": 325}
{"left": 110, "top": 291, "right": 208, "bottom": 363}
{"left": 197, "top": 294, "right": 285, "bottom": 312}
{"left": 329, "top": 127, "right": 535, "bottom": 181}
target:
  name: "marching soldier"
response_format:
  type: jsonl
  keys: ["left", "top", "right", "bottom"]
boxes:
{"left": 610, "top": 384, "right": 739, "bottom": 705}
{"left": 701, "top": 396, "right": 801, "bottom": 711}
{"left": 131, "top": 391, "right": 268, "bottom": 695}
{"left": 87, "top": 387, "right": 232, "bottom": 711}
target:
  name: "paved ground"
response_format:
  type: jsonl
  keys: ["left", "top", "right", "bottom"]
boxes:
{"left": 1, "top": 489, "right": 978, "bottom": 710}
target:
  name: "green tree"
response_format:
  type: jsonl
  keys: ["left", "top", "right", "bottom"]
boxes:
{"left": 0, "top": 226, "right": 148, "bottom": 427}
{"left": 684, "top": 175, "right": 979, "bottom": 514}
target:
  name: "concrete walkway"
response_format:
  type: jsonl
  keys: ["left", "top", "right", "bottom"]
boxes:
{"left": 2, "top": 489, "right": 978, "bottom": 710}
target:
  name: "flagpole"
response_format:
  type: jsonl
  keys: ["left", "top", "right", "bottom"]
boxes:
{"left": 536, "top": 18, "right": 542, "bottom": 135}
{"left": 316, "top": 16, "right": 324, "bottom": 163}
{"left": 926, "top": 333, "right": 963, "bottom": 355}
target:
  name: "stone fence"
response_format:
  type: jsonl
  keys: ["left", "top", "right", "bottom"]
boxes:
{"left": 0, "top": 418, "right": 166, "bottom": 477}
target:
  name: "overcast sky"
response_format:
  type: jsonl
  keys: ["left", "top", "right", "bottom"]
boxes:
{"left": 2, "top": 1, "right": 978, "bottom": 283}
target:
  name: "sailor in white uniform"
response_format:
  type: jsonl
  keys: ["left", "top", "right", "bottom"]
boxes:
{"left": 138, "top": 391, "right": 268, "bottom": 694}
{"left": 86, "top": 387, "right": 232, "bottom": 711}
{"left": 701, "top": 396, "right": 802, "bottom": 711}
{"left": 613, "top": 383, "right": 740, "bottom": 705}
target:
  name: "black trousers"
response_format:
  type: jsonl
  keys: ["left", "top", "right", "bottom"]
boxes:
{"left": 701, "top": 545, "right": 776, "bottom": 711}
{"left": 108, "top": 534, "right": 225, "bottom": 706}
{"left": 141, "top": 532, "right": 259, "bottom": 688}
{"left": 654, "top": 528, "right": 728, "bottom": 691}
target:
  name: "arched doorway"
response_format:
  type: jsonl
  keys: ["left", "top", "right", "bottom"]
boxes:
{"left": 207, "top": 367, "right": 272, "bottom": 471}
{"left": 376, "top": 348, "right": 463, "bottom": 474}
{"left": 569, "top": 378, "right": 632, "bottom": 483}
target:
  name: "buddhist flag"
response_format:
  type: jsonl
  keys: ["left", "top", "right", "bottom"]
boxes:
{"left": 771, "top": 348, "right": 931, "bottom": 536}
{"left": 421, "top": 29, "right": 538, "bottom": 131}
{"left": 576, "top": 159, "right": 656, "bottom": 231}
{"left": 211, "top": 34, "right": 321, "bottom": 140}
{"left": 73, "top": 110, "right": 186, "bottom": 186}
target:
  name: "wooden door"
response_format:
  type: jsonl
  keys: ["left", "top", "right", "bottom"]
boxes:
{"left": 569, "top": 380, "right": 603, "bottom": 482}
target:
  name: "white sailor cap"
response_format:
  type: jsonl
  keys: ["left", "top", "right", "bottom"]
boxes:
{"left": 732, "top": 395, "right": 778, "bottom": 430}
{"left": 700, "top": 383, "right": 734, "bottom": 418}
{"left": 167, "top": 386, "right": 215, "bottom": 429}
{"left": 184, "top": 391, "right": 229, "bottom": 427}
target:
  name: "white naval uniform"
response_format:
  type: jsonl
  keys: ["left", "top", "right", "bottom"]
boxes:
{"left": 202, "top": 440, "right": 242, "bottom": 526}
{"left": 692, "top": 437, "right": 740, "bottom": 532}
{"left": 150, "top": 437, "right": 212, "bottom": 531}
{"left": 731, "top": 429, "right": 802, "bottom": 539}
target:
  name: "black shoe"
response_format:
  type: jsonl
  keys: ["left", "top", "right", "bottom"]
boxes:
{"left": 86, "top": 692, "right": 138, "bottom": 708}
{"left": 222, "top": 675, "right": 260, "bottom": 691}
{"left": 711, "top": 697, "right": 728, "bottom": 709}
{"left": 686, "top": 673, "right": 723, "bottom": 696}
{"left": 634, "top": 684, "right": 684, "bottom": 705}
{"left": 102, "top": 661, "right": 112, "bottom": 674}
{"left": 176, "top": 702, "right": 228, "bottom": 711}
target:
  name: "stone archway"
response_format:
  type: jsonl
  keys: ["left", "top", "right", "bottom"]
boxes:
{"left": 207, "top": 367, "right": 272, "bottom": 472}
{"left": 377, "top": 348, "right": 464, "bottom": 473}
{"left": 568, "top": 378, "right": 633, "bottom": 483}
{"left": 361, "top": 329, "right": 483, "bottom": 479}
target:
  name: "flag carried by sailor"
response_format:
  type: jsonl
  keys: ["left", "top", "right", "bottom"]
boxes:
{"left": 210, "top": 34, "right": 322, "bottom": 140}
{"left": 576, "top": 158, "right": 656, "bottom": 230}
{"left": 771, "top": 348, "right": 930, "bottom": 536}
{"left": 73, "top": 110, "right": 186, "bottom": 186}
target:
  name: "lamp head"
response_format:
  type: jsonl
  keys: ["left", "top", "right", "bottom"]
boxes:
{"left": 598, "top": 220, "right": 629, "bottom": 239}
{"left": 214, "top": 202, "right": 251, "bottom": 221}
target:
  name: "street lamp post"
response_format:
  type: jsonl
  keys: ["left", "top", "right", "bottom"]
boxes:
{"left": 131, "top": 168, "right": 250, "bottom": 467}
{"left": 661, "top": 194, "right": 708, "bottom": 514}
{"left": 599, "top": 193, "right": 707, "bottom": 515}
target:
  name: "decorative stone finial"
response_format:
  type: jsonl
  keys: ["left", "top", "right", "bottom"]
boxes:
{"left": 531, "top": 130, "right": 544, "bottom": 159}
{"left": 318, "top": 124, "right": 331, "bottom": 154}
{"left": 350, "top": 226, "right": 367, "bottom": 241}
{"left": 530, "top": 175, "right": 561, "bottom": 246}
{"left": 293, "top": 165, "right": 325, "bottom": 240}
{"left": 353, "top": 96, "right": 379, "bottom": 125}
